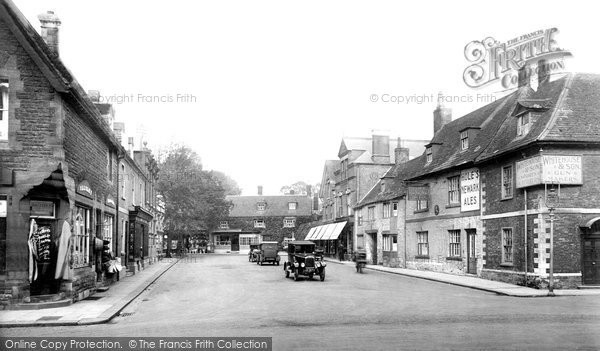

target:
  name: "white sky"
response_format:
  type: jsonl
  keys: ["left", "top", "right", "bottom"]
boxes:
{"left": 13, "top": 0, "right": 600, "bottom": 195}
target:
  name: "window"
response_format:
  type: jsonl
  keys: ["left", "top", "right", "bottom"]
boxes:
{"left": 502, "top": 228, "right": 513, "bottom": 264}
{"left": 383, "top": 203, "right": 391, "bottom": 218}
{"left": 392, "top": 202, "right": 399, "bottom": 217}
{"left": 219, "top": 221, "right": 229, "bottom": 229}
{"left": 517, "top": 113, "right": 531, "bottom": 136}
{"left": 288, "top": 202, "right": 297, "bottom": 210}
{"left": 416, "top": 195, "right": 428, "bottom": 211}
{"left": 257, "top": 202, "right": 266, "bottom": 211}
{"left": 357, "top": 209, "right": 363, "bottom": 225}
{"left": 417, "top": 231, "right": 429, "bottom": 256}
{"left": 72, "top": 206, "right": 91, "bottom": 268}
{"left": 448, "top": 230, "right": 461, "bottom": 257}
{"left": 460, "top": 130, "right": 469, "bottom": 150}
{"left": 426, "top": 147, "right": 432, "bottom": 163}
{"left": 341, "top": 159, "right": 348, "bottom": 179}
{"left": 448, "top": 175, "right": 460, "bottom": 205}
{"left": 383, "top": 235, "right": 398, "bottom": 252}
{"left": 254, "top": 219, "right": 265, "bottom": 228}
{"left": 367, "top": 206, "right": 375, "bottom": 221}
{"left": 283, "top": 218, "right": 295, "bottom": 228}
{"left": 103, "top": 214, "right": 113, "bottom": 244}
{"left": 0, "top": 79, "right": 8, "bottom": 141}
{"left": 338, "top": 197, "right": 343, "bottom": 218}
{"left": 502, "top": 165, "right": 513, "bottom": 199}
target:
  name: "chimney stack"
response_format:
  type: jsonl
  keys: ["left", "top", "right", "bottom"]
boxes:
{"left": 113, "top": 122, "right": 125, "bottom": 144}
{"left": 394, "top": 137, "right": 410, "bottom": 165}
{"left": 371, "top": 133, "right": 390, "bottom": 163}
{"left": 128, "top": 137, "right": 134, "bottom": 157}
{"left": 257, "top": 185, "right": 263, "bottom": 196}
{"left": 38, "top": 11, "right": 61, "bottom": 55}
{"left": 433, "top": 100, "right": 452, "bottom": 134}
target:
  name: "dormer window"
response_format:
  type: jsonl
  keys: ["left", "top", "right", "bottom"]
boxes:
{"left": 288, "top": 202, "right": 297, "bottom": 210}
{"left": 460, "top": 130, "right": 469, "bottom": 150}
{"left": 257, "top": 202, "right": 266, "bottom": 211}
{"left": 517, "top": 112, "right": 531, "bottom": 136}
{"left": 219, "top": 221, "right": 229, "bottom": 229}
{"left": 426, "top": 147, "right": 432, "bottom": 163}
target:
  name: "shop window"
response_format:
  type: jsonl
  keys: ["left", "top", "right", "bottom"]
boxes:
{"left": 0, "top": 79, "right": 8, "bottom": 141}
{"left": 502, "top": 228, "right": 513, "bottom": 264}
{"left": 501, "top": 165, "right": 513, "bottom": 199}
{"left": 448, "top": 230, "right": 461, "bottom": 257}
{"left": 448, "top": 175, "right": 460, "bottom": 205}
{"left": 383, "top": 235, "right": 397, "bottom": 252}
{"left": 72, "top": 206, "right": 91, "bottom": 268}
{"left": 283, "top": 218, "right": 295, "bottom": 228}
{"left": 417, "top": 231, "right": 429, "bottom": 257}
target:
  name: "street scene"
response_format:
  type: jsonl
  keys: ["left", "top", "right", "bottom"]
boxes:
{"left": 2, "top": 0, "right": 600, "bottom": 350}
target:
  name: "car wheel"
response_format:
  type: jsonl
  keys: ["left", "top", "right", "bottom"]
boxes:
{"left": 356, "top": 265, "right": 359, "bottom": 272}
{"left": 294, "top": 270, "right": 299, "bottom": 281}
{"left": 277, "top": 261, "right": 280, "bottom": 266}
{"left": 320, "top": 269, "right": 326, "bottom": 281}
{"left": 308, "top": 273, "right": 314, "bottom": 280}
{"left": 358, "top": 265, "right": 363, "bottom": 274}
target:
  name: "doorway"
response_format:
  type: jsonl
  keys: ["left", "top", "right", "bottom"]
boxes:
{"left": 582, "top": 235, "right": 600, "bottom": 285}
{"left": 231, "top": 235, "right": 239, "bottom": 252}
{"left": 466, "top": 229, "right": 477, "bottom": 274}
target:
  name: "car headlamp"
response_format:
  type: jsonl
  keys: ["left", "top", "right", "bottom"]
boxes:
{"left": 294, "top": 262, "right": 299, "bottom": 267}
{"left": 301, "top": 262, "right": 305, "bottom": 268}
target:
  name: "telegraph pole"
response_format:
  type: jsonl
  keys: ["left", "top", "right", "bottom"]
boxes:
{"left": 545, "top": 183, "right": 559, "bottom": 296}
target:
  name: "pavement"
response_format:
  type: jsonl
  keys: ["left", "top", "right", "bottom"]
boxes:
{"left": 324, "top": 258, "right": 600, "bottom": 297}
{"left": 1, "top": 253, "right": 598, "bottom": 328}
{"left": 0, "top": 257, "right": 180, "bottom": 328}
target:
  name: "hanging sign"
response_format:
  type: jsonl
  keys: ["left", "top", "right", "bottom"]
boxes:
{"left": 516, "top": 155, "right": 582, "bottom": 188}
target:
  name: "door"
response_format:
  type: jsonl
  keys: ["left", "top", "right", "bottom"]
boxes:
{"left": 466, "top": 229, "right": 477, "bottom": 274}
{"left": 231, "top": 235, "right": 239, "bottom": 252}
{"left": 582, "top": 235, "right": 600, "bottom": 285}
{"left": 370, "top": 233, "right": 377, "bottom": 265}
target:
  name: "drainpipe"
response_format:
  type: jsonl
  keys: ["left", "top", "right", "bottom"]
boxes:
{"left": 116, "top": 150, "right": 125, "bottom": 268}
{"left": 403, "top": 194, "right": 407, "bottom": 268}
{"left": 524, "top": 189, "right": 528, "bottom": 286}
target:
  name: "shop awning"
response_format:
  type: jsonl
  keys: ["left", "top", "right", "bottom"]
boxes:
{"left": 305, "top": 221, "right": 347, "bottom": 241}
{"left": 579, "top": 216, "right": 600, "bottom": 229}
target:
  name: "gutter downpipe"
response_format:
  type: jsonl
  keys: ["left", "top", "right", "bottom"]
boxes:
{"left": 404, "top": 194, "right": 408, "bottom": 268}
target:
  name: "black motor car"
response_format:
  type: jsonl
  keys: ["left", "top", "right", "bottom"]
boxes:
{"left": 283, "top": 241, "right": 326, "bottom": 281}
{"left": 257, "top": 242, "right": 280, "bottom": 265}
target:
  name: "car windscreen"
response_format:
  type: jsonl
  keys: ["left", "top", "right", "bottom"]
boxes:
{"left": 261, "top": 243, "right": 278, "bottom": 250}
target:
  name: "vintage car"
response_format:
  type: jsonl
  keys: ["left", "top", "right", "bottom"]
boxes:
{"left": 248, "top": 244, "right": 260, "bottom": 262}
{"left": 283, "top": 241, "right": 326, "bottom": 281}
{"left": 257, "top": 241, "right": 280, "bottom": 265}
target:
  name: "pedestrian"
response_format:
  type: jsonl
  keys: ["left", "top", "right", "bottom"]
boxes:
{"left": 338, "top": 242, "right": 345, "bottom": 261}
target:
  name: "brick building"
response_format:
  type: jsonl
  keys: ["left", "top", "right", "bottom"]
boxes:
{"left": 312, "top": 134, "right": 426, "bottom": 259}
{"left": 211, "top": 188, "right": 315, "bottom": 254}
{"left": 0, "top": 1, "right": 164, "bottom": 308}
{"left": 0, "top": 2, "right": 123, "bottom": 305}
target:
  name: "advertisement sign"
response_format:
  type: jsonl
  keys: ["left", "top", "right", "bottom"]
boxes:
{"left": 407, "top": 185, "right": 430, "bottom": 201}
{"left": 516, "top": 155, "right": 582, "bottom": 188}
{"left": 460, "top": 168, "right": 480, "bottom": 212}
{"left": 30, "top": 200, "right": 55, "bottom": 218}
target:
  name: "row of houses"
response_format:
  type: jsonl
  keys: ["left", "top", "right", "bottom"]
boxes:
{"left": 0, "top": 1, "right": 165, "bottom": 308}
{"left": 313, "top": 67, "right": 600, "bottom": 289}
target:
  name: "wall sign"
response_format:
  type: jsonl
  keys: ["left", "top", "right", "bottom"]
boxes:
{"left": 516, "top": 155, "right": 582, "bottom": 188}
{"left": 460, "top": 168, "right": 480, "bottom": 212}
{"left": 105, "top": 195, "right": 115, "bottom": 208}
{"left": 30, "top": 200, "right": 55, "bottom": 218}
{"left": 76, "top": 180, "right": 94, "bottom": 199}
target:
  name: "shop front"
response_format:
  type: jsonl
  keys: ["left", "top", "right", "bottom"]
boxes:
{"left": 304, "top": 221, "right": 350, "bottom": 260}
{"left": 128, "top": 206, "right": 153, "bottom": 272}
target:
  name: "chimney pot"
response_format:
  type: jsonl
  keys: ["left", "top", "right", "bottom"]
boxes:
{"left": 38, "top": 11, "right": 61, "bottom": 55}
{"left": 518, "top": 64, "right": 531, "bottom": 88}
{"left": 258, "top": 185, "right": 263, "bottom": 196}
{"left": 433, "top": 102, "right": 452, "bottom": 134}
{"left": 537, "top": 59, "right": 550, "bottom": 86}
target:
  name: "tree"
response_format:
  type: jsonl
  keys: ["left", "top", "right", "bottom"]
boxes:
{"left": 157, "top": 145, "right": 231, "bottom": 249}
{"left": 210, "top": 170, "right": 242, "bottom": 196}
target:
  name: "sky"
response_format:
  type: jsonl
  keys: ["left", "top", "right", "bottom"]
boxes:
{"left": 12, "top": 0, "right": 600, "bottom": 195}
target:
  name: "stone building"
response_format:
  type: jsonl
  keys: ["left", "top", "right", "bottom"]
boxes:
{"left": 210, "top": 188, "right": 315, "bottom": 254}
{"left": 0, "top": 3, "right": 123, "bottom": 306}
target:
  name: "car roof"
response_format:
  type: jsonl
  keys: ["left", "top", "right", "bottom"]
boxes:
{"left": 290, "top": 241, "right": 315, "bottom": 246}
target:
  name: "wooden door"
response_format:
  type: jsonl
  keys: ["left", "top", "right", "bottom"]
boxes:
{"left": 466, "top": 229, "right": 477, "bottom": 274}
{"left": 582, "top": 236, "right": 600, "bottom": 285}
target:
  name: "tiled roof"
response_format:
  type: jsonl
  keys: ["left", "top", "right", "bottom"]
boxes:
{"left": 356, "top": 155, "right": 426, "bottom": 208}
{"left": 227, "top": 195, "right": 313, "bottom": 217}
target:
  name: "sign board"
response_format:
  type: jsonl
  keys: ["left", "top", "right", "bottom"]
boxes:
{"left": 460, "top": 168, "right": 480, "bottom": 212}
{"left": 30, "top": 200, "right": 55, "bottom": 218}
{"left": 105, "top": 195, "right": 116, "bottom": 208}
{"left": 76, "top": 180, "right": 94, "bottom": 198}
{"left": 171, "top": 240, "right": 178, "bottom": 250}
{"left": 516, "top": 155, "right": 582, "bottom": 188}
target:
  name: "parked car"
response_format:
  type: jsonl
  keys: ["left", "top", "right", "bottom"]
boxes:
{"left": 283, "top": 241, "right": 326, "bottom": 281}
{"left": 257, "top": 242, "right": 280, "bottom": 265}
{"left": 248, "top": 244, "right": 260, "bottom": 262}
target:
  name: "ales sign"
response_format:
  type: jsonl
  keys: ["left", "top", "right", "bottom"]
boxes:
{"left": 461, "top": 168, "right": 480, "bottom": 212}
